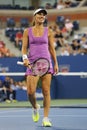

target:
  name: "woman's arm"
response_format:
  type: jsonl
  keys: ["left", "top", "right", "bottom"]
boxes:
{"left": 22, "top": 28, "right": 28, "bottom": 55}
{"left": 22, "top": 28, "right": 29, "bottom": 66}
{"left": 48, "top": 28, "right": 59, "bottom": 74}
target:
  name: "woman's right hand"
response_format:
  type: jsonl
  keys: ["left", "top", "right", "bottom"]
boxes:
{"left": 23, "top": 59, "right": 31, "bottom": 68}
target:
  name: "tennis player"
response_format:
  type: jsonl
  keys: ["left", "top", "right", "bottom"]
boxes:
{"left": 22, "top": 8, "right": 59, "bottom": 127}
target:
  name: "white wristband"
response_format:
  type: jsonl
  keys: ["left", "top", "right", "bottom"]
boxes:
{"left": 22, "top": 54, "right": 28, "bottom": 61}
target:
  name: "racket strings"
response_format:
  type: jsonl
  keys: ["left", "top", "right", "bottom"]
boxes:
{"left": 31, "top": 59, "right": 50, "bottom": 76}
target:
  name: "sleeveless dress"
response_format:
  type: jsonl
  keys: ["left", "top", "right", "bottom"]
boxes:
{"left": 25, "top": 27, "right": 53, "bottom": 75}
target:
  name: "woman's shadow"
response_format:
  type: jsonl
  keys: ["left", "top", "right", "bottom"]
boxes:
{"left": 35, "top": 125, "right": 79, "bottom": 130}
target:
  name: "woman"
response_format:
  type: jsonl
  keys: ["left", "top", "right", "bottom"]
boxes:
{"left": 22, "top": 8, "right": 59, "bottom": 127}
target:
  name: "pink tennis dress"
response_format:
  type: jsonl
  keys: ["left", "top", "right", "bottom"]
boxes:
{"left": 25, "top": 27, "right": 53, "bottom": 75}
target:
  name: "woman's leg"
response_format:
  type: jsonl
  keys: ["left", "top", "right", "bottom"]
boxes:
{"left": 41, "top": 74, "right": 52, "bottom": 117}
{"left": 27, "top": 75, "right": 39, "bottom": 109}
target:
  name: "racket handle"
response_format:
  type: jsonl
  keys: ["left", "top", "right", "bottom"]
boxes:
{"left": 17, "top": 61, "right": 24, "bottom": 65}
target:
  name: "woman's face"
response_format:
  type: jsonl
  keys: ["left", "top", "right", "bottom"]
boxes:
{"left": 35, "top": 12, "right": 46, "bottom": 24}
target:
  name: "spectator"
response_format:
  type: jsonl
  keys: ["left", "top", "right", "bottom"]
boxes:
{"left": 60, "top": 45, "right": 73, "bottom": 56}
{"left": 53, "top": 1, "right": 58, "bottom": 8}
{"left": 0, "top": 52, "right": 4, "bottom": 57}
{"left": 14, "top": 81, "right": 22, "bottom": 90}
{"left": 64, "top": 0, "right": 72, "bottom": 8}
{"left": 45, "top": 3, "right": 53, "bottom": 9}
{"left": 54, "top": 29, "right": 66, "bottom": 49}
{"left": 0, "top": 40, "right": 5, "bottom": 48}
{"left": 0, "top": 80, "right": 6, "bottom": 102}
{"left": 15, "top": 30, "right": 23, "bottom": 50}
{"left": 80, "top": 34, "right": 87, "bottom": 54}
{"left": 71, "top": 39, "right": 82, "bottom": 55}
{"left": 61, "top": 25, "right": 70, "bottom": 39}
{"left": 48, "top": 23, "right": 65, "bottom": 49}
{"left": 10, "top": 78, "right": 17, "bottom": 102}
{"left": 3, "top": 76, "right": 12, "bottom": 103}
{"left": 49, "top": 23, "right": 69, "bottom": 50}
{"left": 80, "top": 34, "right": 87, "bottom": 46}
{"left": 0, "top": 43, "right": 14, "bottom": 57}
{"left": 21, "top": 81, "right": 27, "bottom": 90}
{"left": 64, "top": 18, "right": 74, "bottom": 36}
{"left": 56, "top": 0, "right": 65, "bottom": 9}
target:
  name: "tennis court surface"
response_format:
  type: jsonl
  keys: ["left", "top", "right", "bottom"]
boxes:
{"left": 0, "top": 99, "right": 87, "bottom": 130}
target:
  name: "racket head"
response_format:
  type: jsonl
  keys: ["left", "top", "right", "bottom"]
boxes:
{"left": 31, "top": 58, "right": 50, "bottom": 76}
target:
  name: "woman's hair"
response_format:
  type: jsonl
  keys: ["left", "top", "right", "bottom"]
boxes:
{"left": 31, "top": 17, "right": 35, "bottom": 26}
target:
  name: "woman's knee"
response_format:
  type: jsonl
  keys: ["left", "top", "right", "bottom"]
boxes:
{"left": 42, "top": 89, "right": 50, "bottom": 96}
{"left": 27, "top": 87, "right": 36, "bottom": 95}
{"left": 27, "top": 75, "right": 39, "bottom": 95}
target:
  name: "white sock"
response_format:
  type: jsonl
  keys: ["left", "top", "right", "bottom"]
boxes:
{"left": 43, "top": 117, "right": 49, "bottom": 121}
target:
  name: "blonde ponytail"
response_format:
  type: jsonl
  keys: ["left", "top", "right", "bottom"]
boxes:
{"left": 31, "top": 17, "right": 35, "bottom": 26}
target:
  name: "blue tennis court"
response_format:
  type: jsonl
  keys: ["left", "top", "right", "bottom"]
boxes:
{"left": 0, "top": 107, "right": 87, "bottom": 130}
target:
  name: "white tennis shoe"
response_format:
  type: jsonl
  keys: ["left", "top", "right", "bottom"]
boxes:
{"left": 42, "top": 117, "right": 52, "bottom": 127}
{"left": 32, "top": 104, "right": 40, "bottom": 122}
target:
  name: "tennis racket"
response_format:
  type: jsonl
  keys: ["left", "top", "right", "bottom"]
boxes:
{"left": 17, "top": 58, "right": 50, "bottom": 76}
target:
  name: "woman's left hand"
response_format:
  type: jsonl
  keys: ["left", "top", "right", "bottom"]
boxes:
{"left": 54, "top": 63, "right": 59, "bottom": 75}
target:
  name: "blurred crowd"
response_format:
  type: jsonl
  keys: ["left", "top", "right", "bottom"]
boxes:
{"left": 0, "top": 0, "right": 87, "bottom": 57}
{"left": 0, "top": 73, "right": 27, "bottom": 103}
{"left": 0, "top": 17, "right": 87, "bottom": 57}
{"left": 0, "top": 0, "right": 85, "bottom": 10}
{"left": 0, "top": 39, "right": 15, "bottom": 57}
{"left": 49, "top": 21, "right": 87, "bottom": 56}
{"left": 46, "top": 0, "right": 81, "bottom": 9}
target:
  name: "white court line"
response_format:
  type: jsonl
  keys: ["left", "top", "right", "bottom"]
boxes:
{"left": 0, "top": 108, "right": 30, "bottom": 114}
{"left": 0, "top": 115, "right": 87, "bottom": 118}
{"left": 0, "top": 109, "right": 87, "bottom": 118}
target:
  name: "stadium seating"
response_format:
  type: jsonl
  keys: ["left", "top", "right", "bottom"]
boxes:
{"left": 56, "top": 16, "right": 65, "bottom": 29}
{"left": 20, "top": 18, "right": 29, "bottom": 27}
{"left": 73, "top": 20, "right": 80, "bottom": 30}
{"left": 6, "top": 18, "right": 15, "bottom": 27}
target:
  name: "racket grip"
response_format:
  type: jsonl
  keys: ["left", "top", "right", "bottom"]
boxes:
{"left": 17, "top": 61, "right": 24, "bottom": 65}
